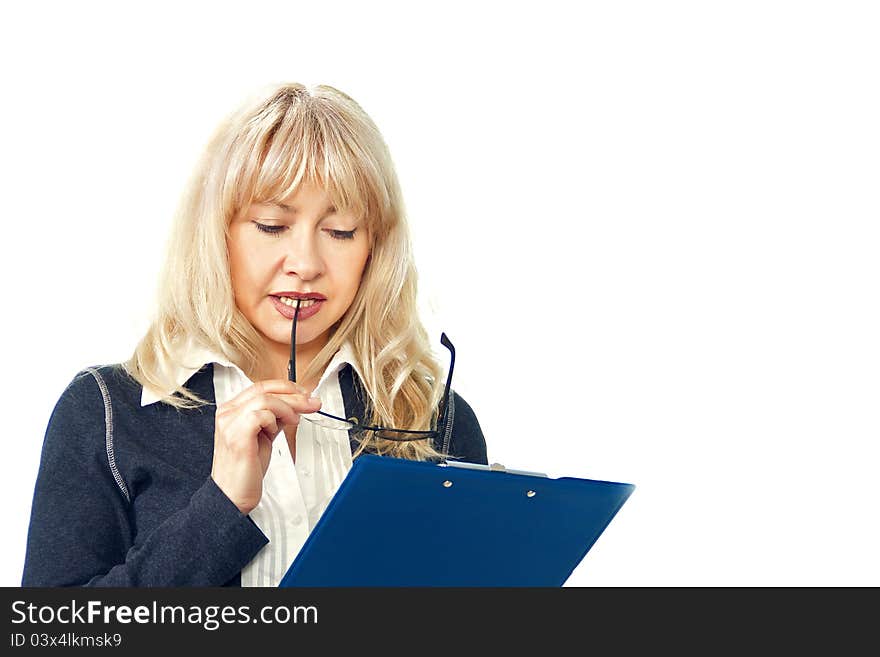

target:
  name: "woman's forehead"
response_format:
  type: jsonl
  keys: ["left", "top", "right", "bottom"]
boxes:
{"left": 258, "top": 180, "right": 332, "bottom": 207}
{"left": 252, "top": 173, "right": 367, "bottom": 214}
{"left": 249, "top": 199, "right": 339, "bottom": 218}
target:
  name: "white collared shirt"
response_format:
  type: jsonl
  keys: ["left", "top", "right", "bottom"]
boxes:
{"left": 141, "top": 339, "right": 359, "bottom": 587}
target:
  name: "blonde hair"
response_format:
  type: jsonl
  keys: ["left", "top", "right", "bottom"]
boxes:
{"left": 123, "top": 83, "right": 445, "bottom": 460}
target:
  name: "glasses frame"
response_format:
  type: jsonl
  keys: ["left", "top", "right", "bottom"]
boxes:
{"left": 287, "top": 299, "right": 455, "bottom": 443}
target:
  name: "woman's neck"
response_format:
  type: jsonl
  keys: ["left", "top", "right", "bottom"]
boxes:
{"left": 250, "top": 335, "right": 328, "bottom": 393}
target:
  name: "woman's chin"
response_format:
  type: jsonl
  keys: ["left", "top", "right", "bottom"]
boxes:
{"left": 257, "top": 310, "right": 333, "bottom": 349}
{"left": 284, "top": 327, "right": 331, "bottom": 349}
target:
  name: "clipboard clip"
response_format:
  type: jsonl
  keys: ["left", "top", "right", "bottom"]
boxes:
{"left": 441, "top": 460, "right": 548, "bottom": 478}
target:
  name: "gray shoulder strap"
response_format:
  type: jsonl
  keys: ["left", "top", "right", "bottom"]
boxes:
{"left": 84, "top": 367, "right": 131, "bottom": 504}
{"left": 441, "top": 391, "right": 456, "bottom": 455}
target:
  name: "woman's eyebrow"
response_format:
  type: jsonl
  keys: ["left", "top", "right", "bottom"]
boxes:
{"left": 263, "top": 202, "right": 337, "bottom": 217}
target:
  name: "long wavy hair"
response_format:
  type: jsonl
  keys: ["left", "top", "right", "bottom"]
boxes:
{"left": 123, "top": 83, "right": 445, "bottom": 460}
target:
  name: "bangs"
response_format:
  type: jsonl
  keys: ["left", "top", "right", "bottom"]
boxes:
{"left": 230, "top": 95, "right": 390, "bottom": 234}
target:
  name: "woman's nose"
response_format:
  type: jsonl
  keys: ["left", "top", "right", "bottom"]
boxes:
{"left": 282, "top": 233, "right": 324, "bottom": 281}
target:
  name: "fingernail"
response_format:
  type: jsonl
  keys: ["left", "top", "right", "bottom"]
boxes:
{"left": 309, "top": 394, "right": 321, "bottom": 403}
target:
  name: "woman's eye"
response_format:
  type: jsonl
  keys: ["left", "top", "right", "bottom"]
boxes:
{"left": 252, "top": 222, "right": 356, "bottom": 241}
{"left": 327, "top": 229, "right": 357, "bottom": 241}
{"left": 253, "top": 222, "right": 285, "bottom": 236}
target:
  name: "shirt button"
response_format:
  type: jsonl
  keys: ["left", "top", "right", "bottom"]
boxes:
{"left": 291, "top": 515, "right": 303, "bottom": 527}
{"left": 301, "top": 467, "right": 311, "bottom": 477}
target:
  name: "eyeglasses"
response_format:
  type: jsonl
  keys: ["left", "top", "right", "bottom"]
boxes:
{"left": 287, "top": 300, "right": 455, "bottom": 442}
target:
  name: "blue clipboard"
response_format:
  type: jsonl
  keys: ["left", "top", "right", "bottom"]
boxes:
{"left": 278, "top": 454, "right": 635, "bottom": 587}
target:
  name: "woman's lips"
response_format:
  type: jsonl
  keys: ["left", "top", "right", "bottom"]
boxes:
{"left": 270, "top": 296, "right": 324, "bottom": 320}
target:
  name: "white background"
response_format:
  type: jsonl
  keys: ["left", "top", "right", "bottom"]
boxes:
{"left": 1, "top": 1, "right": 877, "bottom": 587}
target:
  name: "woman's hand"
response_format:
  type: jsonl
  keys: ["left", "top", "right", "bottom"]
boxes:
{"left": 210, "top": 379, "right": 321, "bottom": 515}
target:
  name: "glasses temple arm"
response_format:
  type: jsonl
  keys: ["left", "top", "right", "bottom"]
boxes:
{"left": 439, "top": 332, "right": 455, "bottom": 426}
{"left": 287, "top": 299, "right": 302, "bottom": 383}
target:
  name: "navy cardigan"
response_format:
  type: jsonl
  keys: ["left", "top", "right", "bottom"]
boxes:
{"left": 21, "top": 363, "right": 487, "bottom": 587}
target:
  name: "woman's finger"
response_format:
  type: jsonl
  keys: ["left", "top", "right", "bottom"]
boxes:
{"left": 239, "top": 393, "right": 316, "bottom": 429}
{"left": 269, "top": 392, "right": 322, "bottom": 415}
{"left": 225, "top": 379, "right": 309, "bottom": 409}
{"left": 250, "top": 408, "right": 280, "bottom": 441}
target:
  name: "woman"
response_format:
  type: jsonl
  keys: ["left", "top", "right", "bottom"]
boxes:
{"left": 22, "top": 83, "right": 487, "bottom": 587}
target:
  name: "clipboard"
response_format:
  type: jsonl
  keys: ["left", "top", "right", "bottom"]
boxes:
{"left": 278, "top": 454, "right": 635, "bottom": 587}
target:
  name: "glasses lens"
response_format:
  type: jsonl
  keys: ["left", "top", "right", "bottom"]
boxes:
{"left": 300, "top": 415, "right": 436, "bottom": 442}
{"left": 373, "top": 429, "right": 436, "bottom": 442}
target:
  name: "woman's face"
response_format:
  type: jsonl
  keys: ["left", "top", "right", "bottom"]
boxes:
{"left": 227, "top": 180, "right": 371, "bottom": 361}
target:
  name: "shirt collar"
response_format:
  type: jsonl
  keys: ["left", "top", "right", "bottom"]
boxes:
{"left": 140, "top": 337, "right": 363, "bottom": 406}
{"left": 314, "top": 340, "right": 363, "bottom": 394}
